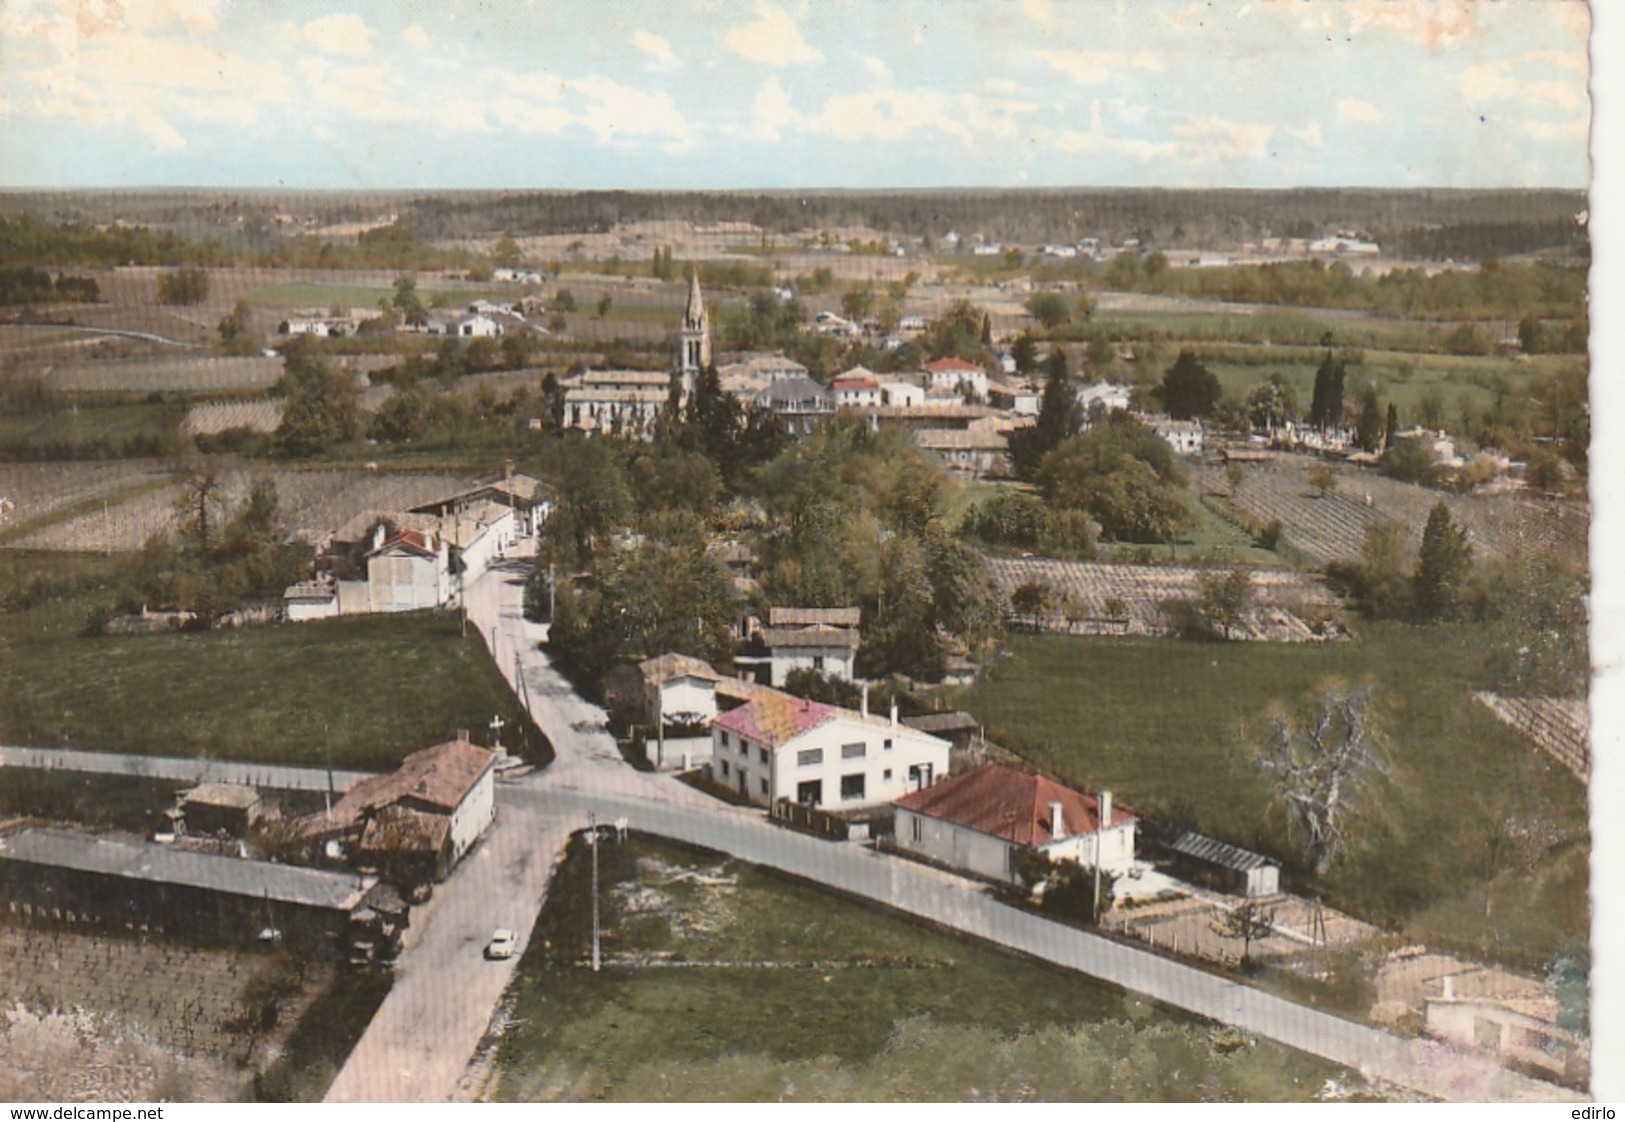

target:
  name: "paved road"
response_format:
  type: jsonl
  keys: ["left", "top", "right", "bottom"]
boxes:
{"left": 328, "top": 547, "right": 1580, "bottom": 1104}
{"left": 0, "top": 745, "right": 372, "bottom": 793}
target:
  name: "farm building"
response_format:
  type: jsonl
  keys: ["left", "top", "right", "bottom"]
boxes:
{"left": 1146, "top": 416, "right": 1204, "bottom": 455}
{"left": 757, "top": 605, "right": 861, "bottom": 685}
{"left": 1423, "top": 969, "right": 1587, "bottom": 1084}
{"left": 920, "top": 357, "right": 988, "bottom": 398}
{"left": 710, "top": 688, "right": 949, "bottom": 811}
{"left": 893, "top": 763, "right": 1137, "bottom": 885}
{"left": 294, "top": 738, "right": 498, "bottom": 885}
{"left": 178, "top": 784, "right": 263, "bottom": 838}
{"left": 284, "top": 577, "right": 339, "bottom": 621}
{"left": 0, "top": 827, "right": 381, "bottom": 956}
{"left": 900, "top": 711, "right": 982, "bottom": 751}
{"left": 367, "top": 528, "right": 452, "bottom": 613}
{"left": 639, "top": 652, "right": 722, "bottom": 730}
{"left": 913, "top": 420, "right": 1011, "bottom": 479}
{"left": 1162, "top": 831, "right": 1281, "bottom": 898}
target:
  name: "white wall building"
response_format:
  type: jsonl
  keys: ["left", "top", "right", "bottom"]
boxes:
{"left": 366, "top": 528, "right": 452, "bottom": 613}
{"left": 830, "top": 370, "right": 885, "bottom": 409}
{"left": 764, "top": 624, "right": 859, "bottom": 685}
{"left": 893, "top": 762, "right": 1137, "bottom": 885}
{"left": 710, "top": 689, "right": 950, "bottom": 810}
{"left": 920, "top": 357, "right": 988, "bottom": 399}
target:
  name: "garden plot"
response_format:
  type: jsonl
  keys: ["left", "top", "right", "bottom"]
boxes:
{"left": 1202, "top": 454, "right": 1587, "bottom": 567}
{"left": 0, "top": 461, "right": 175, "bottom": 535}
{"left": 182, "top": 398, "right": 283, "bottom": 436}
{"left": 988, "top": 556, "right": 1342, "bottom": 642}
{"left": 39, "top": 355, "right": 283, "bottom": 393}
{"left": 1475, "top": 692, "right": 1590, "bottom": 783}
{"left": 7, "top": 467, "right": 476, "bottom": 552}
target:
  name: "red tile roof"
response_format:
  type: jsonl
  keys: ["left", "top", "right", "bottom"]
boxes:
{"left": 370, "top": 529, "right": 437, "bottom": 558}
{"left": 831, "top": 376, "right": 880, "bottom": 391}
{"left": 714, "top": 692, "right": 836, "bottom": 748}
{"left": 296, "top": 739, "right": 496, "bottom": 840}
{"left": 894, "top": 762, "right": 1133, "bottom": 846}
{"left": 924, "top": 357, "right": 982, "bottom": 374}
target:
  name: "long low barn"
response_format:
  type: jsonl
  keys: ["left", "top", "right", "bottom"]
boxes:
{"left": 0, "top": 827, "right": 379, "bottom": 954}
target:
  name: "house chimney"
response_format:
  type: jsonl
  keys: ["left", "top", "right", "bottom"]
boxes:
{"left": 890, "top": 698, "right": 898, "bottom": 729}
{"left": 1098, "top": 790, "right": 1112, "bottom": 830}
{"left": 1442, "top": 974, "right": 1456, "bottom": 1000}
{"left": 1050, "top": 801, "right": 1066, "bottom": 840}
{"left": 861, "top": 682, "right": 870, "bottom": 718}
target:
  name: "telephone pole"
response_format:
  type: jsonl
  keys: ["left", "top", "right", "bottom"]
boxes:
{"left": 588, "top": 811, "right": 601, "bottom": 973}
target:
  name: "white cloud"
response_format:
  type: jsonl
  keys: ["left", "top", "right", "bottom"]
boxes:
{"left": 301, "top": 13, "right": 377, "bottom": 58}
{"left": 860, "top": 54, "right": 890, "bottom": 80}
{"left": 1462, "top": 59, "right": 1587, "bottom": 114}
{"left": 751, "top": 75, "right": 799, "bottom": 141}
{"left": 1157, "top": 2, "right": 1214, "bottom": 31}
{"left": 809, "top": 88, "right": 971, "bottom": 146}
{"left": 402, "top": 24, "right": 431, "bottom": 48}
{"left": 632, "top": 29, "right": 680, "bottom": 72}
{"left": 723, "top": 3, "right": 823, "bottom": 67}
{"left": 298, "top": 58, "right": 407, "bottom": 123}
{"left": 1338, "top": 98, "right": 1384, "bottom": 124}
{"left": 1287, "top": 120, "right": 1323, "bottom": 149}
{"left": 129, "top": 0, "right": 223, "bottom": 35}
{"left": 1342, "top": 0, "right": 1476, "bottom": 50}
{"left": 1524, "top": 117, "right": 1589, "bottom": 142}
{"left": 491, "top": 71, "right": 692, "bottom": 150}
{"left": 1033, "top": 49, "right": 1162, "bottom": 86}
{"left": 1171, "top": 116, "right": 1275, "bottom": 160}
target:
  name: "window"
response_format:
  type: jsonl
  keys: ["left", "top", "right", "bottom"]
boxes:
{"left": 910, "top": 816, "right": 922, "bottom": 843}
{"left": 760, "top": 778, "right": 769, "bottom": 796}
{"left": 884, "top": 738, "right": 893, "bottom": 751}
{"left": 759, "top": 747, "right": 768, "bottom": 765}
{"left": 720, "top": 760, "right": 730, "bottom": 777}
{"left": 883, "top": 769, "right": 893, "bottom": 781}
{"left": 813, "top": 655, "right": 825, "bottom": 671}
{"left": 720, "top": 731, "right": 730, "bottom": 748}
{"left": 797, "top": 748, "right": 823, "bottom": 767}
{"left": 841, "top": 742, "right": 866, "bottom": 760}
{"left": 797, "top": 779, "right": 822, "bottom": 805}
{"left": 840, "top": 773, "right": 866, "bottom": 801}
{"left": 739, "top": 738, "right": 750, "bottom": 756}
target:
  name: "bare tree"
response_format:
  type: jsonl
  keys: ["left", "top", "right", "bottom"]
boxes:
{"left": 1257, "top": 684, "right": 1385, "bottom": 876}
{"left": 1217, "top": 898, "right": 1276, "bottom": 965}
{"left": 175, "top": 469, "right": 223, "bottom": 554}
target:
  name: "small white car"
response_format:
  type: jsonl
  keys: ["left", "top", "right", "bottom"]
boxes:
{"left": 485, "top": 929, "right": 518, "bottom": 960}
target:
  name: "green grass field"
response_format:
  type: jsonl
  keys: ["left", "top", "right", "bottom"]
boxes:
{"left": 0, "top": 574, "right": 539, "bottom": 767}
{"left": 490, "top": 833, "right": 1366, "bottom": 1103}
{"left": 964, "top": 625, "right": 1588, "bottom": 968}
{"left": 0, "top": 400, "right": 185, "bottom": 456}
{"left": 246, "top": 282, "right": 508, "bottom": 310}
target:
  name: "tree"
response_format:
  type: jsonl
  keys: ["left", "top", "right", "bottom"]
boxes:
{"left": 175, "top": 469, "right": 223, "bottom": 554}
{"left": 1197, "top": 567, "right": 1253, "bottom": 640}
{"left": 500, "top": 330, "right": 532, "bottom": 370}
{"left": 1011, "top": 332, "right": 1039, "bottom": 375}
{"left": 392, "top": 273, "right": 426, "bottom": 326}
{"left": 1384, "top": 402, "right": 1399, "bottom": 449}
{"left": 275, "top": 343, "right": 359, "bottom": 456}
{"left": 1355, "top": 387, "right": 1384, "bottom": 453}
{"left": 863, "top": 536, "right": 945, "bottom": 680}
{"left": 1479, "top": 550, "right": 1587, "bottom": 696}
{"left": 1257, "top": 684, "right": 1386, "bottom": 876}
{"left": 1218, "top": 899, "right": 1277, "bottom": 966}
{"left": 1307, "top": 465, "right": 1336, "bottom": 497}
{"left": 596, "top": 293, "right": 613, "bottom": 319}
{"left": 492, "top": 234, "right": 521, "bottom": 269}
{"left": 840, "top": 284, "right": 876, "bottom": 322}
{"left": 1036, "top": 415, "right": 1190, "bottom": 544}
{"left": 1308, "top": 351, "right": 1346, "bottom": 431}
{"left": 1245, "top": 380, "right": 1295, "bottom": 430}
{"left": 551, "top": 288, "right": 577, "bottom": 313}
{"left": 1413, "top": 501, "right": 1472, "bottom": 619}
{"left": 1158, "top": 350, "right": 1221, "bottom": 420}
{"left": 1352, "top": 522, "right": 1409, "bottom": 617}
{"left": 1010, "top": 580, "right": 1052, "bottom": 624}
{"left": 1010, "top": 347, "right": 1078, "bottom": 480}
{"left": 1418, "top": 387, "right": 1446, "bottom": 431}
{"left": 156, "top": 268, "right": 208, "bottom": 305}
{"left": 217, "top": 298, "right": 256, "bottom": 354}
{"left": 1024, "top": 290, "right": 1071, "bottom": 330}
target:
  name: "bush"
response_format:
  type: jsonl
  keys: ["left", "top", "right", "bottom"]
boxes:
{"left": 157, "top": 268, "right": 209, "bottom": 305}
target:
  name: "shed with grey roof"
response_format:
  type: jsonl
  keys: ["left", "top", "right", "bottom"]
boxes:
{"left": 0, "top": 827, "right": 377, "bottom": 953}
{"left": 1163, "top": 830, "right": 1281, "bottom": 898}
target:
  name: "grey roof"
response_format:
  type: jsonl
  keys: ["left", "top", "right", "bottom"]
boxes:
{"left": 763, "top": 626, "right": 861, "bottom": 650}
{"left": 0, "top": 827, "right": 373, "bottom": 912}
{"left": 1167, "top": 830, "right": 1276, "bottom": 873}
{"left": 901, "top": 711, "right": 980, "bottom": 734}
{"left": 758, "top": 375, "right": 832, "bottom": 409}
{"left": 769, "top": 606, "right": 861, "bottom": 627}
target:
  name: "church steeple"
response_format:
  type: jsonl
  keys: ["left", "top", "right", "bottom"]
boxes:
{"left": 678, "top": 269, "right": 711, "bottom": 392}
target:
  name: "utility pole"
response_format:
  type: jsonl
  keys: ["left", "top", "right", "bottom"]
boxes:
{"left": 588, "top": 811, "right": 601, "bottom": 973}
{"left": 655, "top": 687, "right": 664, "bottom": 771}
{"left": 548, "top": 561, "right": 556, "bottom": 621}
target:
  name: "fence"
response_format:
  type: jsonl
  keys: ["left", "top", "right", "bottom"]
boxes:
{"left": 770, "top": 800, "right": 873, "bottom": 842}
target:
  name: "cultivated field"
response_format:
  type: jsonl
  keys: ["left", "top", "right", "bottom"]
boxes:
{"left": 5, "top": 466, "right": 475, "bottom": 552}
{"left": 1475, "top": 692, "right": 1590, "bottom": 783}
{"left": 34, "top": 355, "right": 284, "bottom": 393}
{"left": 182, "top": 399, "right": 284, "bottom": 436}
{"left": 1199, "top": 453, "right": 1586, "bottom": 567}
{"left": 0, "top": 461, "right": 175, "bottom": 537}
{"left": 987, "top": 556, "right": 1342, "bottom": 641}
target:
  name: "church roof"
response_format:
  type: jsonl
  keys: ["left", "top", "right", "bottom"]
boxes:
{"left": 684, "top": 271, "right": 707, "bottom": 329}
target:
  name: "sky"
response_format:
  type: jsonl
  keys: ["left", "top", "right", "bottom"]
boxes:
{"left": 0, "top": 0, "right": 1595, "bottom": 190}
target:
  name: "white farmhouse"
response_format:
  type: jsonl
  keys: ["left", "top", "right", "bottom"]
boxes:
{"left": 920, "top": 357, "right": 988, "bottom": 399}
{"left": 763, "top": 606, "right": 861, "bottom": 685}
{"left": 1145, "top": 416, "right": 1204, "bottom": 456}
{"left": 710, "top": 689, "right": 949, "bottom": 809}
{"left": 830, "top": 369, "right": 885, "bottom": 409}
{"left": 893, "top": 762, "right": 1138, "bottom": 885}
{"left": 284, "top": 577, "right": 339, "bottom": 621}
{"left": 366, "top": 528, "right": 451, "bottom": 613}
{"left": 639, "top": 652, "right": 721, "bottom": 730}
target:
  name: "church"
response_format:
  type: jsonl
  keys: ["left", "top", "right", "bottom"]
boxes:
{"left": 559, "top": 272, "right": 709, "bottom": 437}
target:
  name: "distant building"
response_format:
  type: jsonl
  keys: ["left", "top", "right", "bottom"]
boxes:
{"left": 284, "top": 577, "right": 340, "bottom": 621}
{"left": 921, "top": 357, "right": 988, "bottom": 399}
{"left": 179, "top": 784, "right": 264, "bottom": 838}
{"left": 913, "top": 419, "right": 1010, "bottom": 479}
{"left": 893, "top": 762, "right": 1137, "bottom": 884}
{"left": 639, "top": 652, "right": 722, "bottom": 731}
{"left": 562, "top": 370, "right": 673, "bottom": 436}
{"left": 830, "top": 369, "right": 885, "bottom": 409}
{"left": 1145, "top": 415, "right": 1204, "bottom": 455}
{"left": 678, "top": 271, "right": 712, "bottom": 392}
{"left": 1161, "top": 831, "right": 1280, "bottom": 898}
{"left": 710, "top": 688, "right": 949, "bottom": 810}
{"left": 367, "top": 528, "right": 452, "bottom": 613}
{"left": 1076, "top": 382, "right": 1132, "bottom": 415}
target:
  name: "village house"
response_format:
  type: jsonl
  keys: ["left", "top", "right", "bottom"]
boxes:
{"left": 428, "top": 312, "right": 504, "bottom": 338}
{"left": 892, "top": 762, "right": 1137, "bottom": 885}
{"left": 913, "top": 417, "right": 1011, "bottom": 478}
{"left": 284, "top": 576, "right": 340, "bottom": 621}
{"left": 985, "top": 378, "right": 1041, "bottom": 416}
{"left": 755, "top": 374, "right": 834, "bottom": 436}
{"left": 562, "top": 370, "right": 673, "bottom": 436}
{"left": 410, "top": 473, "right": 553, "bottom": 538}
{"left": 763, "top": 605, "right": 861, "bottom": 684}
{"left": 1077, "top": 381, "right": 1133, "bottom": 415}
{"left": 709, "top": 688, "right": 950, "bottom": 810}
{"left": 830, "top": 369, "right": 885, "bottom": 409}
{"left": 366, "top": 528, "right": 452, "bottom": 614}
{"left": 177, "top": 784, "right": 264, "bottom": 838}
{"left": 719, "top": 352, "right": 810, "bottom": 384}
{"left": 1145, "top": 415, "right": 1205, "bottom": 455}
{"left": 1423, "top": 968, "right": 1587, "bottom": 1084}
{"left": 877, "top": 377, "right": 925, "bottom": 407}
{"left": 295, "top": 738, "right": 498, "bottom": 885}
{"left": 639, "top": 652, "right": 722, "bottom": 731}
{"left": 920, "top": 356, "right": 988, "bottom": 399}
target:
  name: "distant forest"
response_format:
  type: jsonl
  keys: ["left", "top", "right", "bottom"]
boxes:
{"left": 0, "top": 186, "right": 1587, "bottom": 265}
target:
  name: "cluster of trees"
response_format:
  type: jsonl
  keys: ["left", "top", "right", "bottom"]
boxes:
{"left": 216, "top": 298, "right": 257, "bottom": 354}
{"left": 0, "top": 266, "right": 100, "bottom": 306}
{"left": 1036, "top": 414, "right": 1191, "bottom": 543}
{"left": 274, "top": 342, "right": 359, "bottom": 456}
{"left": 101, "top": 472, "right": 307, "bottom": 626}
{"left": 1158, "top": 350, "right": 1221, "bottom": 420}
{"left": 156, "top": 268, "right": 209, "bottom": 306}
{"left": 960, "top": 489, "right": 1095, "bottom": 559}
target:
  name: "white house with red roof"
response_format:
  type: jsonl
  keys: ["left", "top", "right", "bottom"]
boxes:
{"left": 366, "top": 527, "right": 451, "bottom": 613}
{"left": 893, "top": 762, "right": 1137, "bottom": 884}
{"left": 830, "top": 367, "right": 884, "bottom": 409}
{"left": 920, "top": 356, "right": 988, "bottom": 399}
{"left": 710, "top": 687, "right": 949, "bottom": 810}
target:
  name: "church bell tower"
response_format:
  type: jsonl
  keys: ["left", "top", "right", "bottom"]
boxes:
{"left": 678, "top": 269, "right": 711, "bottom": 396}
